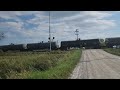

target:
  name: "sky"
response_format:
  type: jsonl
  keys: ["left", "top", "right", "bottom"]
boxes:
{"left": 0, "top": 11, "right": 120, "bottom": 45}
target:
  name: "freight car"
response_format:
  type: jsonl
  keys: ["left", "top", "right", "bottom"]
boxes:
{"left": 0, "top": 44, "right": 27, "bottom": 52}
{"left": 105, "top": 37, "right": 120, "bottom": 48}
{"left": 60, "top": 39, "right": 101, "bottom": 50}
{"left": 80, "top": 39, "right": 101, "bottom": 49}
{"left": 27, "top": 42, "right": 58, "bottom": 51}
{"left": 60, "top": 40, "right": 81, "bottom": 50}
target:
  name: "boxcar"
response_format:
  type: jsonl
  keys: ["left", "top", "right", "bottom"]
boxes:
{"left": 60, "top": 40, "right": 81, "bottom": 50}
{"left": 80, "top": 39, "right": 101, "bottom": 49}
{"left": 27, "top": 42, "right": 58, "bottom": 51}
{"left": 105, "top": 37, "right": 120, "bottom": 48}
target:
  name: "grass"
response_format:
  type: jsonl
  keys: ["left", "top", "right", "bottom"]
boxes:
{"left": 0, "top": 50, "right": 81, "bottom": 79}
{"left": 104, "top": 48, "right": 120, "bottom": 56}
{"left": 26, "top": 50, "right": 81, "bottom": 79}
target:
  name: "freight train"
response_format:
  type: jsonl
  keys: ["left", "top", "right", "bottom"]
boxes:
{"left": 0, "top": 42, "right": 58, "bottom": 52}
{"left": 0, "top": 37, "right": 120, "bottom": 52}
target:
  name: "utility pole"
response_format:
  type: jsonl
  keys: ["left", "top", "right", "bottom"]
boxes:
{"left": 75, "top": 29, "right": 79, "bottom": 40}
{"left": 49, "top": 11, "right": 51, "bottom": 52}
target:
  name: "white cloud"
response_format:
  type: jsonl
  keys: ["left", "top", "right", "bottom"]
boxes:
{"left": 81, "top": 11, "right": 112, "bottom": 19}
{"left": 0, "top": 11, "right": 118, "bottom": 45}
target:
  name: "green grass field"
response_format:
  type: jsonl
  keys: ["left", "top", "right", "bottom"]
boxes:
{"left": 0, "top": 50, "right": 81, "bottom": 79}
{"left": 104, "top": 48, "right": 120, "bottom": 56}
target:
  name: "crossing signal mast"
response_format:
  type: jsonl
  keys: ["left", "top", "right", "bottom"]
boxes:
{"left": 75, "top": 29, "right": 79, "bottom": 40}
{"left": 48, "top": 11, "right": 51, "bottom": 52}
{"left": 48, "top": 11, "right": 55, "bottom": 52}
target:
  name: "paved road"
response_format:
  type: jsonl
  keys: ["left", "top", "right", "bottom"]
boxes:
{"left": 70, "top": 49, "right": 120, "bottom": 79}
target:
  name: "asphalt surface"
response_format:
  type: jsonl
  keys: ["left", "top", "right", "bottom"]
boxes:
{"left": 70, "top": 49, "right": 120, "bottom": 79}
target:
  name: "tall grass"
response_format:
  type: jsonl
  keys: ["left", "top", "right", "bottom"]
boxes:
{"left": 0, "top": 51, "right": 66, "bottom": 79}
{"left": 0, "top": 50, "right": 81, "bottom": 79}
{"left": 104, "top": 48, "right": 120, "bottom": 56}
{"left": 14, "top": 50, "right": 81, "bottom": 79}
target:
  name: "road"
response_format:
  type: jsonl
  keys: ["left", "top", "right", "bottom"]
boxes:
{"left": 70, "top": 49, "right": 120, "bottom": 79}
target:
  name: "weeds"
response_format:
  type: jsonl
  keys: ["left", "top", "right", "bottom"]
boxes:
{"left": 0, "top": 50, "right": 81, "bottom": 79}
{"left": 104, "top": 48, "right": 120, "bottom": 56}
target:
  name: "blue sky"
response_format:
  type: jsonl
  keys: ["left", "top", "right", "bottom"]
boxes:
{"left": 0, "top": 11, "right": 120, "bottom": 45}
